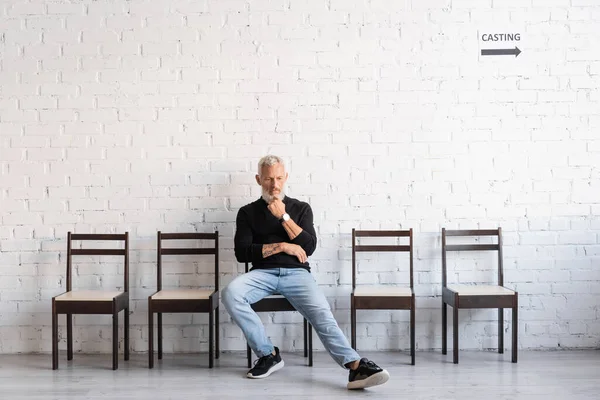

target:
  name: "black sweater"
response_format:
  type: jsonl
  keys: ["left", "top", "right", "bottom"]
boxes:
{"left": 234, "top": 196, "right": 317, "bottom": 272}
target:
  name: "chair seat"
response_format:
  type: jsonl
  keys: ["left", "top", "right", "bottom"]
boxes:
{"left": 55, "top": 290, "right": 124, "bottom": 301}
{"left": 354, "top": 285, "right": 412, "bottom": 297}
{"left": 150, "top": 289, "right": 214, "bottom": 300}
{"left": 447, "top": 284, "right": 515, "bottom": 296}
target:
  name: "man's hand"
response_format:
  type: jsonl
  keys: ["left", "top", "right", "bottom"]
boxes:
{"left": 267, "top": 198, "right": 286, "bottom": 219}
{"left": 281, "top": 243, "right": 307, "bottom": 263}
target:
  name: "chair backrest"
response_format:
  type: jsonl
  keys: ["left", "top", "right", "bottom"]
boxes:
{"left": 157, "top": 231, "right": 219, "bottom": 292}
{"left": 351, "top": 229, "right": 413, "bottom": 290}
{"left": 66, "top": 232, "right": 129, "bottom": 292}
{"left": 441, "top": 228, "right": 503, "bottom": 288}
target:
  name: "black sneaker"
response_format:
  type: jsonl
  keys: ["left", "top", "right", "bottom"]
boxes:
{"left": 347, "top": 358, "right": 390, "bottom": 389}
{"left": 247, "top": 347, "right": 284, "bottom": 379}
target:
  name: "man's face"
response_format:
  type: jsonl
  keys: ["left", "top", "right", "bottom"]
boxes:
{"left": 256, "top": 163, "right": 288, "bottom": 203}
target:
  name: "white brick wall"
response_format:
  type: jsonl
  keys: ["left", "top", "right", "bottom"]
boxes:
{"left": 0, "top": 0, "right": 599, "bottom": 354}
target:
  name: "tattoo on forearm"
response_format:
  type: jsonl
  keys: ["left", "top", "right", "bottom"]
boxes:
{"left": 262, "top": 243, "right": 280, "bottom": 258}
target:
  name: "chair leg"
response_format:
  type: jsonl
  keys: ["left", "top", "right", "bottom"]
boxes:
{"left": 512, "top": 294, "right": 518, "bottom": 363}
{"left": 148, "top": 299, "right": 153, "bottom": 369}
{"left": 453, "top": 304, "right": 459, "bottom": 364}
{"left": 442, "top": 301, "right": 447, "bottom": 355}
{"left": 303, "top": 318, "right": 308, "bottom": 358}
{"left": 215, "top": 307, "right": 220, "bottom": 359}
{"left": 498, "top": 308, "right": 504, "bottom": 354}
{"left": 67, "top": 313, "right": 73, "bottom": 361}
{"left": 308, "top": 323, "right": 313, "bottom": 367}
{"left": 411, "top": 295, "right": 415, "bottom": 366}
{"left": 351, "top": 304, "right": 356, "bottom": 350}
{"left": 52, "top": 299, "right": 58, "bottom": 370}
{"left": 158, "top": 313, "right": 163, "bottom": 360}
{"left": 209, "top": 309, "right": 214, "bottom": 368}
{"left": 112, "top": 307, "right": 119, "bottom": 370}
{"left": 124, "top": 308, "right": 129, "bottom": 361}
{"left": 246, "top": 343, "right": 252, "bottom": 369}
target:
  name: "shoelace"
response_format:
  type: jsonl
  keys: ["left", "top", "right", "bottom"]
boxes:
{"left": 252, "top": 354, "right": 273, "bottom": 368}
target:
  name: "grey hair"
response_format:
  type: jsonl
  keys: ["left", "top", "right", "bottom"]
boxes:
{"left": 257, "top": 155, "right": 285, "bottom": 175}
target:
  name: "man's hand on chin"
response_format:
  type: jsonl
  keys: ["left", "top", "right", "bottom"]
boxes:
{"left": 267, "top": 198, "right": 285, "bottom": 219}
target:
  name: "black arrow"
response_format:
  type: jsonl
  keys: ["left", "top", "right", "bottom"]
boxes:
{"left": 481, "top": 47, "right": 521, "bottom": 57}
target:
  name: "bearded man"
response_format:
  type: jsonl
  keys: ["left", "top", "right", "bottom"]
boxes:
{"left": 222, "top": 155, "right": 389, "bottom": 390}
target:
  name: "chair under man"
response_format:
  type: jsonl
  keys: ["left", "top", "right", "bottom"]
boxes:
{"left": 244, "top": 262, "right": 313, "bottom": 368}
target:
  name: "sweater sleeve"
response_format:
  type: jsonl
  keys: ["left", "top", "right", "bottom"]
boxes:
{"left": 234, "top": 207, "right": 263, "bottom": 263}
{"left": 290, "top": 203, "right": 317, "bottom": 256}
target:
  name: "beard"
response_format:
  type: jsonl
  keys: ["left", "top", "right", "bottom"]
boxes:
{"left": 261, "top": 187, "right": 286, "bottom": 204}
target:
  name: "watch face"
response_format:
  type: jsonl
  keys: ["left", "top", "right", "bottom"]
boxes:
{"left": 283, "top": 213, "right": 290, "bottom": 221}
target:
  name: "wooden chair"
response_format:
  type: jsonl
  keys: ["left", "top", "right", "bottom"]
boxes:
{"left": 351, "top": 228, "right": 415, "bottom": 365}
{"left": 244, "top": 262, "right": 313, "bottom": 368}
{"left": 148, "top": 231, "right": 220, "bottom": 368}
{"left": 441, "top": 227, "right": 518, "bottom": 364}
{"left": 52, "top": 232, "right": 129, "bottom": 370}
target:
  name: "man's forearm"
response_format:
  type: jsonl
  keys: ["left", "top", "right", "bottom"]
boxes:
{"left": 262, "top": 243, "right": 284, "bottom": 258}
{"left": 281, "top": 219, "right": 303, "bottom": 240}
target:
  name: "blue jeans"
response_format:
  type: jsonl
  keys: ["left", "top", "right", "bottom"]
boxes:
{"left": 222, "top": 267, "right": 360, "bottom": 368}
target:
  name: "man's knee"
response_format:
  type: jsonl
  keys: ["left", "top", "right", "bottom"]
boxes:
{"left": 221, "top": 284, "right": 233, "bottom": 307}
{"left": 222, "top": 280, "right": 243, "bottom": 309}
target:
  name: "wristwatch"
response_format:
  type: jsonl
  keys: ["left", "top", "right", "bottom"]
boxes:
{"left": 278, "top": 213, "right": 290, "bottom": 223}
